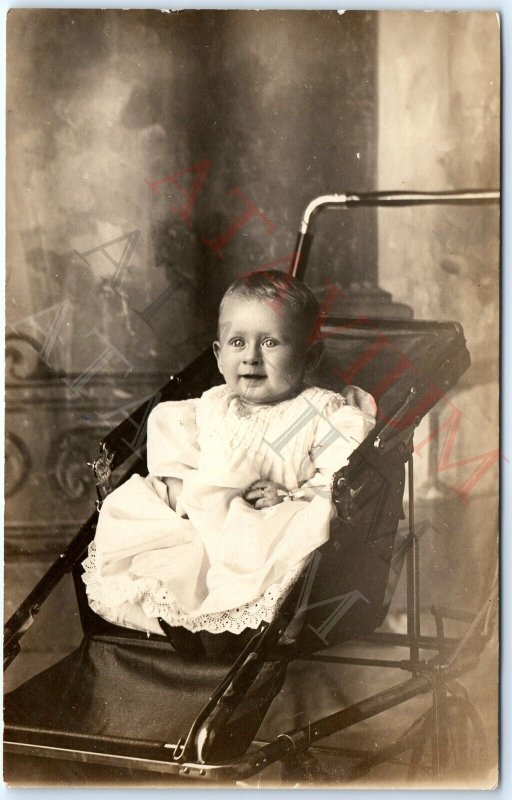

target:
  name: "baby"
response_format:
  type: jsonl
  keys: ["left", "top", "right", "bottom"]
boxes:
{"left": 82, "top": 270, "right": 375, "bottom": 653}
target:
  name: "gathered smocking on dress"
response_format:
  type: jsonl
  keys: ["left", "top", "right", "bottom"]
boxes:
{"left": 82, "top": 384, "right": 375, "bottom": 635}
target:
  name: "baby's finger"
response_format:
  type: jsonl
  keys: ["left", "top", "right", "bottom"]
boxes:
{"left": 244, "top": 489, "right": 264, "bottom": 502}
{"left": 248, "top": 480, "right": 271, "bottom": 490}
{"left": 254, "top": 497, "right": 274, "bottom": 510}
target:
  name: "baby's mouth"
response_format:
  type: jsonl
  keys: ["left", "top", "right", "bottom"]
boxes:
{"left": 240, "top": 374, "right": 266, "bottom": 381}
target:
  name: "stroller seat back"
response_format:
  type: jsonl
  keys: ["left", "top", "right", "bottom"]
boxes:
{"left": 294, "top": 318, "right": 470, "bottom": 649}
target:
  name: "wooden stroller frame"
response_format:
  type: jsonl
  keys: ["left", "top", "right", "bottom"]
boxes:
{"left": 4, "top": 191, "right": 499, "bottom": 785}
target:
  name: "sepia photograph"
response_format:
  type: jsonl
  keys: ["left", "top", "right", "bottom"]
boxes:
{"left": 3, "top": 8, "right": 500, "bottom": 788}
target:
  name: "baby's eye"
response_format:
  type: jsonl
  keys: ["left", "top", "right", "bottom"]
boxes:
{"left": 262, "top": 338, "right": 278, "bottom": 348}
{"left": 229, "top": 337, "right": 245, "bottom": 348}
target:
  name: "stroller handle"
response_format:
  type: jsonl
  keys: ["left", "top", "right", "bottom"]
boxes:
{"left": 290, "top": 189, "right": 500, "bottom": 280}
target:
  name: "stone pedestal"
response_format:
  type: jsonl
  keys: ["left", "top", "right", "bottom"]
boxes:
{"left": 325, "top": 282, "right": 413, "bottom": 320}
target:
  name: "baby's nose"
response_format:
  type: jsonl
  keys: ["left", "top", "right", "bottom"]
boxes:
{"left": 243, "top": 342, "right": 261, "bottom": 363}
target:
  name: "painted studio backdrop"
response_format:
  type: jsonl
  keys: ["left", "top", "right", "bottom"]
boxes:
{"left": 5, "top": 8, "right": 499, "bottom": 768}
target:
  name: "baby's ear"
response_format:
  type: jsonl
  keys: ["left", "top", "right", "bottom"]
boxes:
{"left": 213, "top": 341, "right": 223, "bottom": 374}
{"left": 305, "top": 340, "right": 324, "bottom": 372}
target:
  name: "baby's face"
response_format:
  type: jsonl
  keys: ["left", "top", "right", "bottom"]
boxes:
{"left": 213, "top": 295, "right": 319, "bottom": 405}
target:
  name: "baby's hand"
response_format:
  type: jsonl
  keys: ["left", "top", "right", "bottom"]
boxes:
{"left": 243, "top": 480, "right": 289, "bottom": 510}
{"left": 342, "top": 385, "right": 377, "bottom": 418}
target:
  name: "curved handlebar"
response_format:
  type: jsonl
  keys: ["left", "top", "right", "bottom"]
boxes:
{"left": 291, "top": 189, "right": 500, "bottom": 279}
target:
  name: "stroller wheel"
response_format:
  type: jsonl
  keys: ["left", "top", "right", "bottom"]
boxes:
{"left": 281, "top": 751, "right": 329, "bottom": 785}
{"left": 407, "top": 695, "right": 487, "bottom": 784}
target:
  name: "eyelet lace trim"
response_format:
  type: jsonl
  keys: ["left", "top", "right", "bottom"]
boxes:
{"left": 82, "top": 542, "right": 304, "bottom": 634}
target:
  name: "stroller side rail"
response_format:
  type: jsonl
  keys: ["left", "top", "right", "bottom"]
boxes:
{"left": 4, "top": 448, "right": 154, "bottom": 670}
{"left": 3, "top": 511, "right": 98, "bottom": 670}
{"left": 98, "top": 347, "right": 218, "bottom": 474}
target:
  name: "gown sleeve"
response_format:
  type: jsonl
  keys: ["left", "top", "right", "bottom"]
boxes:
{"left": 299, "top": 393, "right": 376, "bottom": 499}
{"left": 146, "top": 399, "right": 200, "bottom": 479}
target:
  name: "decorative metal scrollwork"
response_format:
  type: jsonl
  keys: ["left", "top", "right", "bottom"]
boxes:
{"left": 331, "top": 469, "right": 358, "bottom": 521}
{"left": 5, "top": 432, "right": 31, "bottom": 498}
{"left": 47, "top": 427, "right": 110, "bottom": 501}
{"left": 5, "top": 333, "right": 65, "bottom": 382}
{"left": 88, "top": 442, "right": 115, "bottom": 505}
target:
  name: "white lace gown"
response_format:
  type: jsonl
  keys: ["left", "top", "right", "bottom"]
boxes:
{"left": 82, "top": 385, "right": 375, "bottom": 635}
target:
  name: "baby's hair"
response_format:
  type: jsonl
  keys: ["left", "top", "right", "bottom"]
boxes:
{"left": 219, "top": 269, "right": 320, "bottom": 343}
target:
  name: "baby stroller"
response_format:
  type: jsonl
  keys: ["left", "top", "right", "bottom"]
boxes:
{"left": 4, "top": 190, "right": 499, "bottom": 786}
